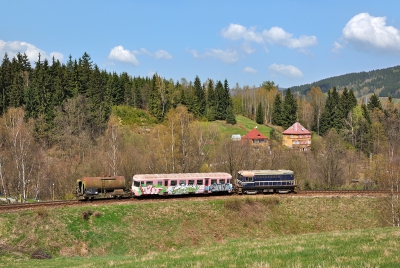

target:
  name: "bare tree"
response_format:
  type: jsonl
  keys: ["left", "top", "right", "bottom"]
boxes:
{"left": 104, "top": 115, "right": 120, "bottom": 176}
{"left": 4, "top": 108, "right": 34, "bottom": 200}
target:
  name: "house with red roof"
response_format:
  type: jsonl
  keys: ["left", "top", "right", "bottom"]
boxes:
{"left": 241, "top": 126, "right": 268, "bottom": 145}
{"left": 282, "top": 122, "right": 311, "bottom": 151}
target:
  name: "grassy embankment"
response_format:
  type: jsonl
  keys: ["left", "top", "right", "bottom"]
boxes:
{"left": 1, "top": 195, "right": 397, "bottom": 267}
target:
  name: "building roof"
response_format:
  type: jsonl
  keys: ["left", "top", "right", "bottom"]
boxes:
{"left": 242, "top": 127, "right": 267, "bottom": 140}
{"left": 282, "top": 122, "right": 311, "bottom": 135}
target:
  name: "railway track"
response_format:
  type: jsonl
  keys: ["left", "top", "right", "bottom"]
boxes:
{"left": 298, "top": 189, "right": 390, "bottom": 195}
{"left": 0, "top": 190, "right": 392, "bottom": 212}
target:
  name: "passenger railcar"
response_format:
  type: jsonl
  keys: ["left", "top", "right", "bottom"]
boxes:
{"left": 74, "top": 176, "right": 131, "bottom": 200}
{"left": 131, "top": 172, "right": 232, "bottom": 197}
{"left": 236, "top": 170, "right": 297, "bottom": 194}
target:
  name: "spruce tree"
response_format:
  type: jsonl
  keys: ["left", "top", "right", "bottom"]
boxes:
{"left": 225, "top": 105, "right": 236, "bottom": 125}
{"left": 215, "top": 80, "right": 225, "bottom": 120}
{"left": 272, "top": 93, "right": 283, "bottom": 126}
{"left": 367, "top": 93, "right": 383, "bottom": 111}
{"left": 206, "top": 79, "right": 216, "bottom": 121}
{"left": 282, "top": 88, "right": 297, "bottom": 128}
{"left": 320, "top": 87, "right": 342, "bottom": 134}
{"left": 193, "top": 76, "right": 205, "bottom": 118}
{"left": 256, "top": 102, "right": 264, "bottom": 124}
{"left": 0, "top": 53, "right": 12, "bottom": 115}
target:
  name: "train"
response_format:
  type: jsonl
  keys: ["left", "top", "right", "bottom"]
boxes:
{"left": 74, "top": 170, "right": 297, "bottom": 200}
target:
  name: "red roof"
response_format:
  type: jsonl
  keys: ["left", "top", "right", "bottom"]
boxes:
{"left": 242, "top": 127, "right": 267, "bottom": 140}
{"left": 282, "top": 122, "right": 311, "bottom": 135}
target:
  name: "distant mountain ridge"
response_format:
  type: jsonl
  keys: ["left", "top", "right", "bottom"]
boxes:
{"left": 290, "top": 65, "right": 400, "bottom": 99}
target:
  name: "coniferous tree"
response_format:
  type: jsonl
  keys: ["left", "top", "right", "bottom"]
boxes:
{"left": 367, "top": 93, "right": 383, "bottom": 111}
{"left": 320, "top": 87, "right": 341, "bottom": 134}
{"left": 148, "top": 74, "right": 163, "bottom": 121}
{"left": 0, "top": 53, "right": 12, "bottom": 115}
{"left": 206, "top": 79, "right": 216, "bottom": 121}
{"left": 282, "top": 88, "right": 297, "bottom": 128}
{"left": 193, "top": 76, "right": 205, "bottom": 118}
{"left": 215, "top": 80, "right": 225, "bottom": 120}
{"left": 77, "top": 52, "right": 92, "bottom": 96}
{"left": 272, "top": 93, "right": 283, "bottom": 126}
{"left": 225, "top": 105, "right": 236, "bottom": 125}
{"left": 256, "top": 102, "right": 264, "bottom": 124}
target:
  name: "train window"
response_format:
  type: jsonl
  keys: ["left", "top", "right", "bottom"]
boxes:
{"left": 205, "top": 179, "right": 209, "bottom": 185}
{"left": 134, "top": 181, "right": 140, "bottom": 187}
{"left": 164, "top": 180, "right": 168, "bottom": 186}
{"left": 157, "top": 181, "right": 162, "bottom": 185}
{"left": 211, "top": 179, "right": 217, "bottom": 184}
{"left": 171, "top": 180, "right": 177, "bottom": 186}
{"left": 188, "top": 180, "right": 194, "bottom": 185}
{"left": 220, "top": 179, "right": 225, "bottom": 184}
{"left": 146, "top": 181, "right": 153, "bottom": 186}
{"left": 179, "top": 180, "right": 186, "bottom": 185}
{"left": 227, "top": 179, "right": 231, "bottom": 184}
{"left": 196, "top": 180, "right": 203, "bottom": 185}
{"left": 245, "top": 177, "right": 252, "bottom": 182}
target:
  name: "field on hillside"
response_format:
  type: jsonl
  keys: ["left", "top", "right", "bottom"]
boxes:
{"left": 0, "top": 195, "right": 394, "bottom": 267}
{"left": 203, "top": 115, "right": 272, "bottom": 138}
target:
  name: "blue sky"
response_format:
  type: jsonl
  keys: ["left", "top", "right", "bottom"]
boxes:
{"left": 1, "top": 1, "right": 400, "bottom": 89}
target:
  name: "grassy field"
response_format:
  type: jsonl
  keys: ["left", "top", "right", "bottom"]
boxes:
{"left": 0, "top": 195, "right": 395, "bottom": 267}
{"left": 202, "top": 115, "right": 272, "bottom": 138}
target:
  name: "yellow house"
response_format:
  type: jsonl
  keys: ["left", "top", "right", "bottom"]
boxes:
{"left": 282, "top": 122, "right": 311, "bottom": 151}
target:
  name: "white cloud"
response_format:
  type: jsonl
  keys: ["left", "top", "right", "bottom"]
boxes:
{"left": 221, "top": 23, "right": 264, "bottom": 44}
{"left": 221, "top": 23, "right": 317, "bottom": 52}
{"left": 268, "top": 63, "right": 303, "bottom": 78}
{"left": 0, "top": 39, "right": 64, "bottom": 63}
{"left": 241, "top": 42, "right": 256, "bottom": 54}
{"left": 188, "top": 48, "right": 238, "bottom": 64}
{"left": 332, "top": 41, "right": 344, "bottom": 54}
{"left": 262, "top": 27, "right": 317, "bottom": 49}
{"left": 133, "top": 48, "right": 152, "bottom": 56}
{"left": 243, "top": 67, "right": 257, "bottom": 73}
{"left": 154, "top": 50, "right": 172, "bottom": 59}
{"left": 342, "top": 13, "right": 400, "bottom": 53}
{"left": 186, "top": 48, "right": 199, "bottom": 58}
{"left": 109, "top": 46, "right": 172, "bottom": 65}
{"left": 108, "top": 45, "right": 140, "bottom": 65}
{"left": 204, "top": 49, "right": 238, "bottom": 64}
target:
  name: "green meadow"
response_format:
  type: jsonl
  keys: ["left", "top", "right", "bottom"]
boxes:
{"left": 1, "top": 195, "right": 397, "bottom": 267}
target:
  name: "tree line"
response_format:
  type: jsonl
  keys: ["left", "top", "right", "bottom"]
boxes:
{"left": 0, "top": 52, "right": 236, "bottom": 144}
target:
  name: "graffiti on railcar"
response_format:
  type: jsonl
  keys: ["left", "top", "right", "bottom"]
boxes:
{"left": 169, "top": 184, "right": 201, "bottom": 195}
{"left": 139, "top": 185, "right": 166, "bottom": 195}
{"left": 208, "top": 183, "right": 232, "bottom": 192}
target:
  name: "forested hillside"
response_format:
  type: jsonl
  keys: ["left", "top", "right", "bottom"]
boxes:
{"left": 290, "top": 65, "right": 400, "bottom": 98}
{"left": 0, "top": 51, "right": 399, "bottom": 227}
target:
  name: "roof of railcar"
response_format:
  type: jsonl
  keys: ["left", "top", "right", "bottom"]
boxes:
{"left": 238, "top": 170, "right": 294, "bottom": 176}
{"left": 133, "top": 172, "right": 232, "bottom": 181}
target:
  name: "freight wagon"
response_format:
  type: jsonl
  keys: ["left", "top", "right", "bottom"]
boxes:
{"left": 74, "top": 176, "right": 131, "bottom": 200}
